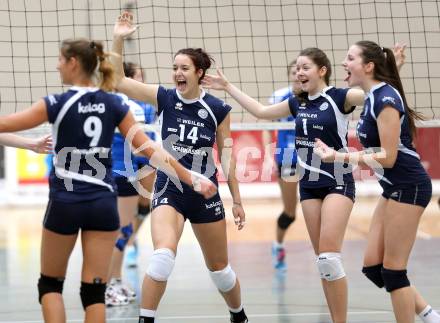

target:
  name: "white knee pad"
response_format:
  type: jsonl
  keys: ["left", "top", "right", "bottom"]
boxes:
{"left": 209, "top": 264, "right": 237, "bottom": 293}
{"left": 316, "top": 252, "right": 346, "bottom": 281}
{"left": 146, "top": 248, "right": 175, "bottom": 282}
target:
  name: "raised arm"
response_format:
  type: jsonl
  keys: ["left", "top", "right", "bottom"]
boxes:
{"left": 202, "top": 68, "right": 291, "bottom": 120}
{"left": 216, "top": 114, "right": 245, "bottom": 230}
{"left": 393, "top": 42, "right": 407, "bottom": 72}
{"left": 112, "top": 12, "right": 159, "bottom": 106}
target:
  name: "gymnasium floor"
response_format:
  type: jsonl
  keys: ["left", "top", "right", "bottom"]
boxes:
{"left": 0, "top": 196, "right": 439, "bottom": 322}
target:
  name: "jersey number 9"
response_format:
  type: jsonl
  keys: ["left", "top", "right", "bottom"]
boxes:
{"left": 84, "top": 116, "right": 103, "bottom": 147}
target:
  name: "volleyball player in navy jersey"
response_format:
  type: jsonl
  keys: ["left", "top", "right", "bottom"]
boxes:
{"left": 204, "top": 44, "right": 408, "bottom": 322}
{"left": 122, "top": 62, "right": 157, "bottom": 270}
{"left": 0, "top": 133, "right": 52, "bottom": 153}
{"left": 0, "top": 38, "right": 215, "bottom": 323}
{"left": 113, "top": 12, "right": 248, "bottom": 323}
{"left": 105, "top": 62, "right": 157, "bottom": 306}
{"left": 315, "top": 40, "right": 440, "bottom": 323}
{"left": 204, "top": 47, "right": 365, "bottom": 322}
{"left": 265, "top": 59, "right": 301, "bottom": 271}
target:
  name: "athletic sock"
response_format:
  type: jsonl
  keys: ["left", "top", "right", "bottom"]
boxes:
{"left": 419, "top": 305, "right": 440, "bottom": 323}
{"left": 139, "top": 308, "right": 155, "bottom": 323}
{"left": 229, "top": 306, "right": 248, "bottom": 323}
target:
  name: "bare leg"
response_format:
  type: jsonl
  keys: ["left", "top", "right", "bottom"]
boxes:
{"left": 363, "top": 197, "right": 435, "bottom": 320}
{"left": 302, "top": 194, "right": 353, "bottom": 323}
{"left": 108, "top": 195, "right": 138, "bottom": 279}
{"left": 141, "top": 206, "right": 185, "bottom": 310}
{"left": 383, "top": 200, "right": 424, "bottom": 323}
{"left": 40, "top": 229, "right": 78, "bottom": 323}
{"left": 81, "top": 230, "right": 118, "bottom": 323}
{"left": 318, "top": 194, "right": 353, "bottom": 323}
{"left": 192, "top": 220, "right": 242, "bottom": 308}
{"left": 276, "top": 178, "right": 298, "bottom": 243}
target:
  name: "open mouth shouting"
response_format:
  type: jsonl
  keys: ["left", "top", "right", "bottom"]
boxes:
{"left": 176, "top": 79, "right": 187, "bottom": 92}
{"left": 299, "top": 78, "right": 309, "bottom": 90}
{"left": 344, "top": 70, "right": 351, "bottom": 83}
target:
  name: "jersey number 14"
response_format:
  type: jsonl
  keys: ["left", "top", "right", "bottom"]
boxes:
{"left": 179, "top": 124, "right": 199, "bottom": 144}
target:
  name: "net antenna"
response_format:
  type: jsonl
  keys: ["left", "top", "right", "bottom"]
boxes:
{"left": 0, "top": 0, "right": 439, "bottom": 131}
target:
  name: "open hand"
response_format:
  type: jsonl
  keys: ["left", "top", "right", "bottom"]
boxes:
{"left": 31, "top": 135, "right": 53, "bottom": 154}
{"left": 393, "top": 42, "right": 407, "bottom": 70}
{"left": 114, "top": 11, "right": 138, "bottom": 39}
{"left": 201, "top": 67, "right": 229, "bottom": 91}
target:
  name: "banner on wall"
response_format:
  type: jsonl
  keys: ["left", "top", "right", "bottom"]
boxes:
{"left": 14, "top": 129, "right": 440, "bottom": 186}
{"left": 214, "top": 130, "right": 278, "bottom": 183}
{"left": 16, "top": 149, "right": 50, "bottom": 184}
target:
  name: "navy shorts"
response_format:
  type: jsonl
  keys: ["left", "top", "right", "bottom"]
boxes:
{"left": 276, "top": 162, "right": 297, "bottom": 179}
{"left": 114, "top": 175, "right": 138, "bottom": 197}
{"left": 300, "top": 182, "right": 355, "bottom": 202}
{"left": 382, "top": 180, "right": 432, "bottom": 208}
{"left": 43, "top": 196, "right": 120, "bottom": 235}
{"left": 151, "top": 188, "right": 225, "bottom": 224}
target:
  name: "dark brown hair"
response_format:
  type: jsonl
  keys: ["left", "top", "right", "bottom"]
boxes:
{"left": 123, "top": 61, "right": 141, "bottom": 79}
{"left": 287, "top": 59, "right": 296, "bottom": 76}
{"left": 60, "top": 39, "right": 115, "bottom": 91}
{"left": 355, "top": 40, "right": 422, "bottom": 136}
{"left": 174, "top": 48, "right": 214, "bottom": 84}
{"left": 298, "top": 47, "right": 332, "bottom": 85}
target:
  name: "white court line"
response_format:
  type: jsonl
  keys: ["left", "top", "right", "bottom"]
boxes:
{"left": 0, "top": 310, "right": 393, "bottom": 322}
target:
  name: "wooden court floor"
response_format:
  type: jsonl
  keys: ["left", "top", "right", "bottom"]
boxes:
{"left": 0, "top": 196, "right": 439, "bottom": 322}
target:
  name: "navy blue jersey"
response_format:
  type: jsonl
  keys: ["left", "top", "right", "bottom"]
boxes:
{"left": 112, "top": 97, "right": 156, "bottom": 177}
{"left": 356, "top": 82, "right": 430, "bottom": 188}
{"left": 288, "top": 86, "right": 355, "bottom": 187}
{"left": 132, "top": 99, "right": 156, "bottom": 166}
{"left": 269, "top": 87, "right": 296, "bottom": 165}
{"left": 45, "top": 86, "right": 129, "bottom": 202}
{"left": 155, "top": 87, "right": 231, "bottom": 193}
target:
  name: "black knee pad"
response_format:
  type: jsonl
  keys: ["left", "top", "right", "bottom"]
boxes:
{"left": 381, "top": 267, "right": 410, "bottom": 292}
{"left": 37, "top": 274, "right": 65, "bottom": 303}
{"left": 362, "top": 264, "right": 384, "bottom": 288}
{"left": 136, "top": 204, "right": 150, "bottom": 220}
{"left": 277, "top": 212, "right": 295, "bottom": 230}
{"left": 80, "top": 281, "right": 106, "bottom": 309}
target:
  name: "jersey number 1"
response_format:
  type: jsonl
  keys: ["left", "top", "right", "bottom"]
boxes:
{"left": 302, "top": 119, "right": 308, "bottom": 135}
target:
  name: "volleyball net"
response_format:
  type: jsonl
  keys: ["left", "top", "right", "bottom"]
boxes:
{"left": 0, "top": 0, "right": 439, "bottom": 126}
{"left": 0, "top": 0, "right": 439, "bottom": 203}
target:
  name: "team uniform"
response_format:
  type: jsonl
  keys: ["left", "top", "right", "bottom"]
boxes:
{"left": 112, "top": 98, "right": 156, "bottom": 196}
{"left": 107, "top": 99, "right": 156, "bottom": 307}
{"left": 269, "top": 87, "right": 297, "bottom": 178}
{"left": 288, "top": 86, "right": 355, "bottom": 201}
{"left": 43, "top": 86, "right": 130, "bottom": 234}
{"left": 151, "top": 87, "right": 231, "bottom": 223}
{"left": 357, "top": 82, "right": 432, "bottom": 207}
